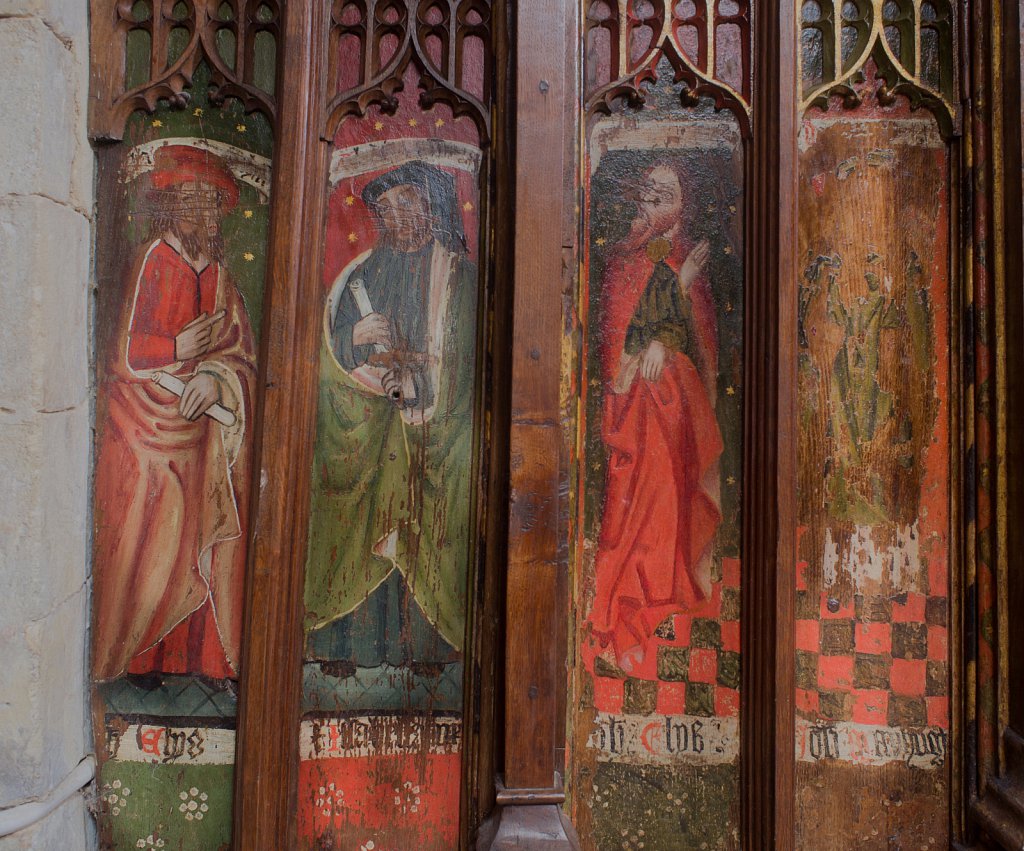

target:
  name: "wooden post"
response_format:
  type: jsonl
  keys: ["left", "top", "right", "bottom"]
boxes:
{"left": 232, "top": 2, "right": 330, "bottom": 847}
{"left": 478, "top": 0, "right": 580, "bottom": 846}
{"left": 740, "top": 0, "right": 799, "bottom": 844}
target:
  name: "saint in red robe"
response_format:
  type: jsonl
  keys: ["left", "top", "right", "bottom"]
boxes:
{"left": 92, "top": 147, "right": 256, "bottom": 681}
{"left": 589, "top": 238, "right": 723, "bottom": 676}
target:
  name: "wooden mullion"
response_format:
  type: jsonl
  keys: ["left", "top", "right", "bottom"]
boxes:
{"left": 470, "top": 0, "right": 516, "bottom": 835}
{"left": 740, "top": 0, "right": 798, "bottom": 844}
{"left": 503, "top": 0, "right": 569, "bottom": 792}
{"left": 232, "top": 2, "right": 331, "bottom": 847}
{"left": 478, "top": 0, "right": 579, "bottom": 845}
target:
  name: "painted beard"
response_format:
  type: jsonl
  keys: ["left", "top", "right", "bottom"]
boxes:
{"left": 178, "top": 226, "right": 224, "bottom": 265}
{"left": 623, "top": 206, "right": 674, "bottom": 251}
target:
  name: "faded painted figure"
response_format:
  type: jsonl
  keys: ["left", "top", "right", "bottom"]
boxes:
{"left": 92, "top": 145, "right": 257, "bottom": 681}
{"left": 590, "top": 163, "right": 723, "bottom": 675}
{"left": 305, "top": 160, "right": 478, "bottom": 667}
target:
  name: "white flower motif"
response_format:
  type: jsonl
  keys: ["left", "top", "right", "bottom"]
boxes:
{"left": 393, "top": 783, "right": 423, "bottom": 815}
{"left": 315, "top": 784, "right": 345, "bottom": 820}
{"left": 178, "top": 786, "right": 210, "bottom": 822}
{"left": 101, "top": 781, "right": 131, "bottom": 816}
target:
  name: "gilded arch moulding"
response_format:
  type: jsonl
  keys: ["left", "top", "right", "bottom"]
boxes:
{"left": 798, "top": 0, "right": 960, "bottom": 136}
{"left": 583, "top": 0, "right": 751, "bottom": 133}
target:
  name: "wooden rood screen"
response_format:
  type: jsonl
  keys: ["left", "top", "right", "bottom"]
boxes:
{"left": 84, "top": 0, "right": 1012, "bottom": 848}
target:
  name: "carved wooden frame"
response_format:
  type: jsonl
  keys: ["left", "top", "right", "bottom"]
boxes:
{"left": 956, "top": 0, "right": 1024, "bottom": 845}
{"left": 84, "top": 0, "right": 798, "bottom": 845}
{"left": 84, "top": 0, "right": 1020, "bottom": 847}
{"left": 89, "top": 0, "right": 280, "bottom": 142}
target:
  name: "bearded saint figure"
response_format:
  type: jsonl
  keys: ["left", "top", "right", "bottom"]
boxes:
{"left": 92, "top": 145, "right": 257, "bottom": 682}
{"left": 590, "top": 163, "right": 724, "bottom": 676}
{"left": 304, "top": 160, "right": 477, "bottom": 676}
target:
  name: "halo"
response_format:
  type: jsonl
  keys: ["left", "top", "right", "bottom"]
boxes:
{"left": 330, "top": 138, "right": 481, "bottom": 186}
{"left": 589, "top": 117, "right": 742, "bottom": 171}
{"left": 122, "top": 137, "right": 272, "bottom": 202}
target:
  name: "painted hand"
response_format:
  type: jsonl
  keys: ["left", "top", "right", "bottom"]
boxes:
{"left": 179, "top": 372, "right": 222, "bottom": 421}
{"left": 175, "top": 310, "right": 226, "bottom": 360}
{"left": 382, "top": 368, "right": 403, "bottom": 402}
{"left": 640, "top": 339, "right": 668, "bottom": 383}
{"left": 352, "top": 312, "right": 392, "bottom": 348}
{"left": 382, "top": 368, "right": 419, "bottom": 405}
{"left": 678, "top": 239, "right": 711, "bottom": 290}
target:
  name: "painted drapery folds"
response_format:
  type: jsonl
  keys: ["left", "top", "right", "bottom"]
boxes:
{"left": 89, "top": 62, "right": 273, "bottom": 850}
{"left": 569, "top": 2, "right": 750, "bottom": 847}
{"left": 299, "top": 68, "right": 486, "bottom": 848}
{"left": 793, "top": 0, "right": 959, "bottom": 830}
{"left": 570, "top": 40, "right": 748, "bottom": 849}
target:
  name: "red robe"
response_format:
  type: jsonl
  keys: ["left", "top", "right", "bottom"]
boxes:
{"left": 92, "top": 239, "right": 256, "bottom": 681}
{"left": 589, "top": 239, "right": 723, "bottom": 675}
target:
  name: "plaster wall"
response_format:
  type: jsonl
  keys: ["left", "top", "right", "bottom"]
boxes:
{"left": 0, "top": 1, "right": 95, "bottom": 847}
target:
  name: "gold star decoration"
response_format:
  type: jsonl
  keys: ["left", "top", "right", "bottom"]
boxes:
{"left": 725, "top": 301, "right": 734, "bottom": 313}
{"left": 374, "top": 120, "right": 384, "bottom": 131}
{"left": 408, "top": 118, "right": 419, "bottom": 127}
{"left": 723, "top": 246, "right": 733, "bottom": 255}
{"left": 726, "top": 476, "right": 737, "bottom": 486}
{"left": 243, "top": 251, "right": 255, "bottom": 262}
{"left": 193, "top": 107, "right": 204, "bottom": 117}
{"left": 243, "top": 209, "right": 253, "bottom": 219}
{"left": 345, "top": 195, "right": 356, "bottom": 206}
{"left": 435, "top": 118, "right": 445, "bottom": 128}
{"left": 462, "top": 201, "right": 474, "bottom": 212}
{"left": 595, "top": 237, "right": 607, "bottom": 246}
{"left": 151, "top": 119, "right": 163, "bottom": 128}
{"left": 725, "top": 385, "right": 736, "bottom": 396}
{"left": 236, "top": 123, "right": 247, "bottom": 133}
{"left": 347, "top": 232, "right": 358, "bottom": 243}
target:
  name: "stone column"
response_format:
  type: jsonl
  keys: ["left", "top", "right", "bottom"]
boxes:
{"left": 0, "top": 1, "right": 94, "bottom": 848}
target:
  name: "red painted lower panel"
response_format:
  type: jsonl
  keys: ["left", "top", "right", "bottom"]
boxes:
{"left": 298, "top": 752, "right": 462, "bottom": 850}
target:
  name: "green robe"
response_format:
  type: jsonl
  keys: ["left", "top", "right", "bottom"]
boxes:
{"left": 304, "top": 243, "right": 478, "bottom": 657}
{"left": 623, "top": 258, "right": 703, "bottom": 373}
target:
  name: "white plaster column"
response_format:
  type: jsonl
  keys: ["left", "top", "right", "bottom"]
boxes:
{"left": 0, "top": 1, "right": 94, "bottom": 848}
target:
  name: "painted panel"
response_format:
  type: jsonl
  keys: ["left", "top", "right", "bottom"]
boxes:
{"left": 298, "top": 70, "right": 484, "bottom": 850}
{"left": 569, "top": 70, "right": 745, "bottom": 850}
{"left": 90, "top": 63, "right": 273, "bottom": 850}
{"left": 794, "top": 70, "right": 951, "bottom": 848}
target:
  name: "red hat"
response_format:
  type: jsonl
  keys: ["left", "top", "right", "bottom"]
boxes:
{"left": 150, "top": 145, "right": 240, "bottom": 210}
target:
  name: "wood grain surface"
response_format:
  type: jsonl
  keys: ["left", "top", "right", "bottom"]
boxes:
{"left": 232, "top": 3, "right": 331, "bottom": 847}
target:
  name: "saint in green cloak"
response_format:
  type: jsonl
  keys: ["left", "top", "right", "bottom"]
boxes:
{"left": 304, "top": 161, "right": 479, "bottom": 690}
